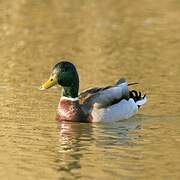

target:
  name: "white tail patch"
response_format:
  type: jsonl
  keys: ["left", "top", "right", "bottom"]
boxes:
{"left": 135, "top": 96, "right": 147, "bottom": 106}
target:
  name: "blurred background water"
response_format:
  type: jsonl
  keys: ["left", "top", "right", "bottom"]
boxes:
{"left": 0, "top": 0, "right": 180, "bottom": 179}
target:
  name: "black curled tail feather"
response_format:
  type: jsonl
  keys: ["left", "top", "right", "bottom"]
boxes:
{"left": 130, "top": 90, "right": 146, "bottom": 102}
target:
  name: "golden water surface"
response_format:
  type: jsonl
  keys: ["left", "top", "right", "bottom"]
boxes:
{"left": 0, "top": 0, "right": 180, "bottom": 179}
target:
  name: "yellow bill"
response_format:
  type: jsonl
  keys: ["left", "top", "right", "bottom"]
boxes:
{"left": 40, "top": 74, "right": 58, "bottom": 90}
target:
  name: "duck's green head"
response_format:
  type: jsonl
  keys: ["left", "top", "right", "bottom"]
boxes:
{"left": 40, "top": 61, "right": 79, "bottom": 98}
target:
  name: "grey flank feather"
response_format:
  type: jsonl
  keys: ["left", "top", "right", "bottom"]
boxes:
{"left": 84, "top": 83, "right": 130, "bottom": 109}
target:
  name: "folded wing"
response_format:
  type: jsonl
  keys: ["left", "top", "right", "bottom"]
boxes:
{"left": 79, "top": 79, "right": 130, "bottom": 109}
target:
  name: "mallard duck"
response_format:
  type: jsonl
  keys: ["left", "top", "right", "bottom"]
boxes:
{"left": 40, "top": 60, "right": 147, "bottom": 122}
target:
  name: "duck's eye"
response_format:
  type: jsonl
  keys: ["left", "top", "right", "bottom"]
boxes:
{"left": 50, "top": 78, "right": 53, "bottom": 81}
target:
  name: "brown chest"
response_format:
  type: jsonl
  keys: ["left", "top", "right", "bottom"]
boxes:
{"left": 56, "top": 99, "right": 87, "bottom": 122}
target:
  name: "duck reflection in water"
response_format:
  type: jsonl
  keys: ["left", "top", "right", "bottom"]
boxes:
{"left": 56, "top": 121, "right": 93, "bottom": 177}
{"left": 56, "top": 116, "right": 144, "bottom": 177}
